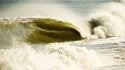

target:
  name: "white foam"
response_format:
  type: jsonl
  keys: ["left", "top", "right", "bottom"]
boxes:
{"left": 0, "top": 41, "right": 106, "bottom": 70}
{"left": 89, "top": 3, "right": 125, "bottom": 38}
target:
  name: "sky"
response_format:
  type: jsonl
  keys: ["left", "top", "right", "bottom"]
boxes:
{"left": 0, "top": 0, "right": 59, "bottom": 4}
{"left": 0, "top": 0, "right": 111, "bottom": 4}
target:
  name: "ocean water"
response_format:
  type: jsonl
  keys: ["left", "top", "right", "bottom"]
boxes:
{"left": 0, "top": 0, "right": 125, "bottom": 70}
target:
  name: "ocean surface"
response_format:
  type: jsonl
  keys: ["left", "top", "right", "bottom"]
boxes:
{"left": 0, "top": 0, "right": 125, "bottom": 70}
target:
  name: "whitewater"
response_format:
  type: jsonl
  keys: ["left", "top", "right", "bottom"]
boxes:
{"left": 0, "top": 0, "right": 125, "bottom": 70}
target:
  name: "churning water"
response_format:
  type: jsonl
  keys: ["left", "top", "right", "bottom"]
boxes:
{"left": 0, "top": 0, "right": 125, "bottom": 70}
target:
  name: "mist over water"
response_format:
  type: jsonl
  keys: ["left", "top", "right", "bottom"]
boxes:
{"left": 1, "top": 0, "right": 125, "bottom": 38}
{"left": 0, "top": 0, "right": 125, "bottom": 70}
{"left": 0, "top": 0, "right": 92, "bottom": 38}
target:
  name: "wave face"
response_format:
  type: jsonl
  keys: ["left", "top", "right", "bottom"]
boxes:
{"left": 0, "top": 18, "right": 82, "bottom": 44}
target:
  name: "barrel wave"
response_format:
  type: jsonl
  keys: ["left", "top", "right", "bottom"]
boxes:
{"left": 0, "top": 18, "right": 82, "bottom": 44}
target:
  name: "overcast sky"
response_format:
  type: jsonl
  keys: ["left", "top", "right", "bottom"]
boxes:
{"left": 0, "top": 0, "right": 59, "bottom": 4}
{"left": 0, "top": 0, "right": 109, "bottom": 4}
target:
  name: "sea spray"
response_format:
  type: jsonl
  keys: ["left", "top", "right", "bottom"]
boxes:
{"left": 0, "top": 41, "right": 105, "bottom": 70}
{"left": 89, "top": 3, "right": 125, "bottom": 38}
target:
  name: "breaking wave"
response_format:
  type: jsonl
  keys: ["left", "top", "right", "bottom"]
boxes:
{"left": 88, "top": 3, "right": 125, "bottom": 38}
{"left": 0, "top": 18, "right": 82, "bottom": 44}
{"left": 1, "top": 3, "right": 125, "bottom": 43}
{"left": 0, "top": 3, "right": 125, "bottom": 43}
